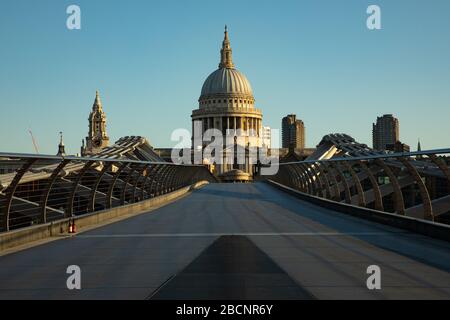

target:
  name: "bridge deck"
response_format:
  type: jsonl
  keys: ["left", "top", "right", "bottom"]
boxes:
{"left": 0, "top": 183, "right": 449, "bottom": 300}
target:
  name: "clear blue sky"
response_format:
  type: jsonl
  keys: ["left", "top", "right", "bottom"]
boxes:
{"left": 0, "top": 0, "right": 449, "bottom": 154}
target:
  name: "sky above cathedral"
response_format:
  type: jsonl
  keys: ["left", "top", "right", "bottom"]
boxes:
{"left": 0, "top": 0, "right": 449, "bottom": 154}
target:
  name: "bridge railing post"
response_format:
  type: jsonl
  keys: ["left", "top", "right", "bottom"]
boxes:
{"left": 120, "top": 164, "right": 141, "bottom": 205}
{"left": 343, "top": 161, "right": 366, "bottom": 207}
{"left": 315, "top": 162, "right": 332, "bottom": 199}
{"left": 399, "top": 158, "right": 434, "bottom": 221}
{"left": 323, "top": 162, "right": 341, "bottom": 201}
{"left": 358, "top": 160, "right": 384, "bottom": 211}
{"left": 140, "top": 164, "right": 158, "bottom": 200}
{"left": 67, "top": 160, "right": 95, "bottom": 217}
{"left": 39, "top": 159, "right": 71, "bottom": 224}
{"left": 131, "top": 164, "right": 150, "bottom": 203}
{"left": 106, "top": 162, "right": 129, "bottom": 209}
{"left": 1, "top": 158, "right": 38, "bottom": 232}
{"left": 375, "top": 159, "right": 405, "bottom": 215}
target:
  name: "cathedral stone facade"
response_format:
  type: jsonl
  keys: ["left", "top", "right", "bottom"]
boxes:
{"left": 81, "top": 91, "right": 110, "bottom": 156}
{"left": 192, "top": 27, "right": 263, "bottom": 176}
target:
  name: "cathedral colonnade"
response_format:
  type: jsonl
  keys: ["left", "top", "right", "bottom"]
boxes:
{"left": 192, "top": 113, "right": 263, "bottom": 137}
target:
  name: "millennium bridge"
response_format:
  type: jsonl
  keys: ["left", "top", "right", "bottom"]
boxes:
{"left": 0, "top": 135, "right": 449, "bottom": 299}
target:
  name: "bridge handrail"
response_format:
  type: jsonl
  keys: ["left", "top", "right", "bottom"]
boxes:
{"left": 0, "top": 152, "right": 205, "bottom": 167}
{"left": 278, "top": 148, "right": 450, "bottom": 166}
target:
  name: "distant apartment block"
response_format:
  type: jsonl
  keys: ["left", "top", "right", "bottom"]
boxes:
{"left": 372, "top": 114, "right": 399, "bottom": 151}
{"left": 282, "top": 114, "right": 305, "bottom": 150}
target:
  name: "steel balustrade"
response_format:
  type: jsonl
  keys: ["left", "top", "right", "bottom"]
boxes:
{"left": 0, "top": 153, "right": 216, "bottom": 232}
{"left": 270, "top": 149, "right": 450, "bottom": 223}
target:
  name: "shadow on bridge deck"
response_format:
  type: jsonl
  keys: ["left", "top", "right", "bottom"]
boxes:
{"left": 151, "top": 235, "right": 315, "bottom": 300}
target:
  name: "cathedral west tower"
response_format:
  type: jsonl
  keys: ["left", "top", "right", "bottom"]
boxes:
{"left": 81, "top": 91, "right": 110, "bottom": 155}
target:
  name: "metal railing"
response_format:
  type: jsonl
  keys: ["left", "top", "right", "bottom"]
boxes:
{"left": 270, "top": 149, "right": 450, "bottom": 223}
{"left": 0, "top": 153, "right": 217, "bottom": 232}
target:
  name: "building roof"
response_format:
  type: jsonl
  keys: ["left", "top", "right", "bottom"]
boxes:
{"left": 201, "top": 68, "right": 253, "bottom": 98}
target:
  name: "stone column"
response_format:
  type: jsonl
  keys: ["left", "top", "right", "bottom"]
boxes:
{"left": 222, "top": 150, "right": 226, "bottom": 174}
{"left": 215, "top": 117, "right": 221, "bottom": 133}
{"left": 191, "top": 120, "right": 194, "bottom": 147}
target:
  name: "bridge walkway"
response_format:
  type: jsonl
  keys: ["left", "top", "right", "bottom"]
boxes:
{"left": 0, "top": 183, "right": 449, "bottom": 299}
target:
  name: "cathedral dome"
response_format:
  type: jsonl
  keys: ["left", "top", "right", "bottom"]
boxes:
{"left": 201, "top": 68, "right": 253, "bottom": 98}
{"left": 199, "top": 26, "right": 254, "bottom": 102}
{"left": 191, "top": 27, "right": 263, "bottom": 177}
